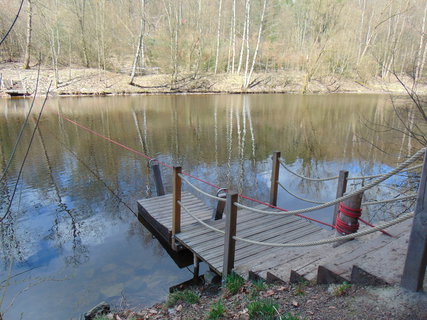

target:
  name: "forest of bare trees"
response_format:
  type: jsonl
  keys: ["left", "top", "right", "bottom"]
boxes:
{"left": 1, "top": 0, "right": 427, "bottom": 87}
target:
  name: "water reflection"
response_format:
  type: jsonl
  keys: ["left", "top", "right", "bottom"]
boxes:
{"left": 0, "top": 94, "right": 423, "bottom": 319}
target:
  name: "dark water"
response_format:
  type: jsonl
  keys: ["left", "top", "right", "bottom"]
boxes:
{"left": 0, "top": 94, "right": 420, "bottom": 319}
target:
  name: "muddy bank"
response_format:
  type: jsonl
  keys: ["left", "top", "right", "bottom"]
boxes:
{"left": 86, "top": 278, "right": 427, "bottom": 320}
{"left": 1, "top": 62, "right": 426, "bottom": 97}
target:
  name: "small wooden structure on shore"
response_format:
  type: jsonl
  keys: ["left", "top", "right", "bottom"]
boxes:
{"left": 137, "top": 150, "right": 427, "bottom": 291}
{"left": 0, "top": 77, "right": 28, "bottom": 97}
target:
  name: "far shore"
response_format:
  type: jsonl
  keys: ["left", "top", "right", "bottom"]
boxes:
{"left": 1, "top": 62, "right": 427, "bottom": 97}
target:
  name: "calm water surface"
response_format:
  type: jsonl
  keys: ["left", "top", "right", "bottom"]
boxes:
{"left": 0, "top": 94, "right": 420, "bottom": 319}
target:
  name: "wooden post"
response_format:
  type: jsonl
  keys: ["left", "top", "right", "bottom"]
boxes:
{"left": 193, "top": 254, "right": 200, "bottom": 282}
{"left": 270, "top": 151, "right": 281, "bottom": 206}
{"left": 223, "top": 191, "right": 238, "bottom": 277}
{"left": 401, "top": 150, "right": 427, "bottom": 292}
{"left": 172, "top": 166, "right": 182, "bottom": 250}
{"left": 150, "top": 159, "right": 165, "bottom": 196}
{"left": 332, "top": 170, "right": 349, "bottom": 227}
{"left": 212, "top": 189, "right": 227, "bottom": 220}
{"left": 335, "top": 193, "right": 363, "bottom": 236}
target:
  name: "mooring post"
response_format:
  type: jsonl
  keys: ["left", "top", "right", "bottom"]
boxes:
{"left": 212, "top": 188, "right": 227, "bottom": 220}
{"left": 401, "top": 150, "right": 427, "bottom": 292}
{"left": 333, "top": 192, "right": 363, "bottom": 247}
{"left": 172, "top": 166, "right": 182, "bottom": 251}
{"left": 270, "top": 151, "right": 281, "bottom": 206}
{"left": 150, "top": 159, "right": 165, "bottom": 196}
{"left": 332, "top": 170, "right": 349, "bottom": 227}
{"left": 223, "top": 191, "right": 238, "bottom": 278}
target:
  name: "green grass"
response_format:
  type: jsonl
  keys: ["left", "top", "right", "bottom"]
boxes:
{"left": 247, "top": 299, "right": 278, "bottom": 320}
{"left": 225, "top": 272, "right": 245, "bottom": 295}
{"left": 331, "top": 281, "right": 352, "bottom": 296}
{"left": 207, "top": 299, "right": 225, "bottom": 319}
{"left": 166, "top": 289, "right": 199, "bottom": 307}
{"left": 93, "top": 317, "right": 110, "bottom": 320}
{"left": 252, "top": 279, "right": 267, "bottom": 291}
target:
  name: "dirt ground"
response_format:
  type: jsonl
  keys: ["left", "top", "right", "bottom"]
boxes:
{"left": 1, "top": 62, "right": 427, "bottom": 97}
{"left": 101, "top": 280, "right": 427, "bottom": 320}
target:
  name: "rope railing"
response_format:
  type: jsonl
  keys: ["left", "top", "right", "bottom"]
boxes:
{"left": 362, "top": 194, "right": 417, "bottom": 206}
{"left": 279, "top": 160, "right": 339, "bottom": 181}
{"left": 279, "top": 180, "right": 417, "bottom": 206}
{"left": 348, "top": 164, "right": 423, "bottom": 180}
{"left": 278, "top": 181, "right": 326, "bottom": 204}
{"left": 178, "top": 173, "right": 226, "bottom": 202}
{"left": 280, "top": 160, "right": 423, "bottom": 182}
{"left": 235, "top": 148, "right": 425, "bottom": 216}
{"left": 178, "top": 200, "right": 225, "bottom": 235}
{"left": 232, "top": 211, "right": 414, "bottom": 247}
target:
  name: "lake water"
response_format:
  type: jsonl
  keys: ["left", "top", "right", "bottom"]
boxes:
{"left": 0, "top": 94, "right": 421, "bottom": 319}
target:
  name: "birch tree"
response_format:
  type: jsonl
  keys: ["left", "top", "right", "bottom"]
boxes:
{"left": 130, "top": 0, "right": 146, "bottom": 85}
{"left": 244, "top": 0, "right": 268, "bottom": 88}
{"left": 23, "top": 0, "right": 33, "bottom": 69}
{"left": 214, "top": 0, "right": 223, "bottom": 73}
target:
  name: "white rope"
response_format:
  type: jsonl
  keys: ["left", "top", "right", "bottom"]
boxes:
{"left": 280, "top": 160, "right": 423, "bottom": 182}
{"left": 237, "top": 148, "right": 425, "bottom": 216}
{"left": 279, "top": 181, "right": 416, "bottom": 207}
{"left": 362, "top": 194, "right": 417, "bottom": 206}
{"left": 178, "top": 201, "right": 225, "bottom": 235}
{"left": 348, "top": 164, "right": 423, "bottom": 180}
{"left": 179, "top": 174, "right": 226, "bottom": 202}
{"left": 280, "top": 160, "right": 339, "bottom": 181}
{"left": 233, "top": 211, "right": 414, "bottom": 247}
{"left": 278, "top": 181, "right": 326, "bottom": 204}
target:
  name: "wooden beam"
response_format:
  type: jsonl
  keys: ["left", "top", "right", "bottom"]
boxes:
{"left": 212, "top": 189, "right": 226, "bottom": 220}
{"left": 401, "top": 150, "right": 427, "bottom": 292}
{"left": 332, "top": 170, "right": 349, "bottom": 227}
{"left": 223, "top": 191, "right": 238, "bottom": 277}
{"left": 172, "top": 166, "right": 182, "bottom": 250}
{"left": 193, "top": 254, "right": 200, "bottom": 282}
{"left": 151, "top": 160, "right": 165, "bottom": 196}
{"left": 270, "top": 151, "right": 281, "bottom": 206}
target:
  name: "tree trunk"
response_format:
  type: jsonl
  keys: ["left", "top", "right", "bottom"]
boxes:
{"left": 237, "top": 2, "right": 247, "bottom": 74}
{"left": 243, "top": 0, "right": 251, "bottom": 86}
{"left": 245, "top": 0, "right": 267, "bottom": 88}
{"left": 23, "top": 0, "right": 32, "bottom": 69}
{"left": 214, "top": 0, "right": 223, "bottom": 74}
{"left": 231, "top": 0, "right": 236, "bottom": 73}
{"left": 415, "top": 1, "right": 427, "bottom": 90}
{"left": 130, "top": 0, "right": 146, "bottom": 85}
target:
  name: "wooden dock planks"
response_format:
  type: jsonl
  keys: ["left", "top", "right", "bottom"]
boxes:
{"left": 175, "top": 203, "right": 325, "bottom": 274}
{"left": 137, "top": 191, "right": 418, "bottom": 287}
{"left": 137, "top": 191, "right": 212, "bottom": 245}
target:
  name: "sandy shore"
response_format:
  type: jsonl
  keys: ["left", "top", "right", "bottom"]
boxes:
{"left": 1, "top": 62, "right": 426, "bottom": 97}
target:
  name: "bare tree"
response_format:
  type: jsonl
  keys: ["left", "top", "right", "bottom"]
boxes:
{"left": 245, "top": 0, "right": 268, "bottom": 88}
{"left": 214, "top": 0, "right": 223, "bottom": 73}
{"left": 22, "top": 0, "right": 32, "bottom": 69}
{"left": 130, "top": 0, "right": 146, "bottom": 85}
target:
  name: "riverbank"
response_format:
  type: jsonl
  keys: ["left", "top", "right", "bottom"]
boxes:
{"left": 90, "top": 277, "right": 427, "bottom": 320}
{"left": 1, "top": 62, "right": 426, "bottom": 97}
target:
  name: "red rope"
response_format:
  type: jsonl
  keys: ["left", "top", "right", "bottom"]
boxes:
{"left": 336, "top": 202, "right": 362, "bottom": 235}
{"left": 57, "top": 112, "right": 391, "bottom": 233}
{"left": 336, "top": 216, "right": 359, "bottom": 234}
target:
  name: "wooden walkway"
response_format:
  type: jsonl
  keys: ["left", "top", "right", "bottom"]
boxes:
{"left": 138, "top": 192, "right": 328, "bottom": 275}
{"left": 135, "top": 150, "right": 427, "bottom": 291}
{"left": 137, "top": 191, "right": 423, "bottom": 287}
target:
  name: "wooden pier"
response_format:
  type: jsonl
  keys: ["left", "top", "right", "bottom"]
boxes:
{"left": 137, "top": 150, "right": 427, "bottom": 292}
{"left": 138, "top": 195, "right": 328, "bottom": 275}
